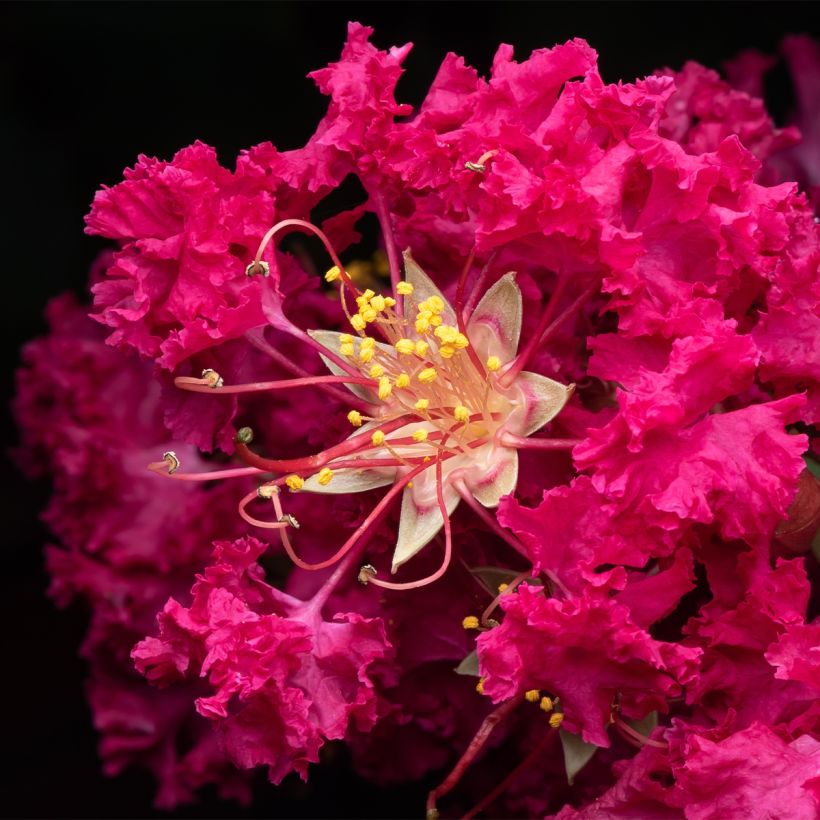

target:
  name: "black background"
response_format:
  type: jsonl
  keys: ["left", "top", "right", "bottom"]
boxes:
{"left": 2, "top": 2, "right": 818, "bottom": 818}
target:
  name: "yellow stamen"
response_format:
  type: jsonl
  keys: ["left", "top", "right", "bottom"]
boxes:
{"left": 454, "top": 333, "right": 470, "bottom": 349}
{"left": 415, "top": 340, "right": 430, "bottom": 357}
{"left": 454, "top": 405, "right": 470, "bottom": 424}
{"left": 317, "top": 467, "right": 334, "bottom": 486}
{"left": 340, "top": 342, "right": 355, "bottom": 357}
{"left": 360, "top": 307, "right": 377, "bottom": 323}
{"left": 396, "top": 282, "right": 414, "bottom": 295}
{"left": 524, "top": 689, "right": 541, "bottom": 703}
{"left": 347, "top": 410, "right": 363, "bottom": 427}
{"left": 350, "top": 314, "right": 366, "bottom": 331}
{"left": 476, "top": 678, "right": 485, "bottom": 695}
{"left": 360, "top": 337, "right": 376, "bottom": 351}
{"left": 414, "top": 398, "right": 430, "bottom": 411}
{"left": 427, "top": 295, "right": 444, "bottom": 313}
{"left": 384, "top": 296, "right": 397, "bottom": 308}
{"left": 462, "top": 616, "right": 480, "bottom": 630}
{"left": 339, "top": 333, "right": 353, "bottom": 345}
{"left": 395, "top": 373, "right": 410, "bottom": 389}
{"left": 418, "top": 367, "right": 437, "bottom": 384}
{"left": 371, "top": 430, "right": 385, "bottom": 446}
{"left": 378, "top": 376, "right": 392, "bottom": 400}
{"left": 539, "top": 696, "right": 554, "bottom": 713}
{"left": 439, "top": 344, "right": 456, "bottom": 359}
{"left": 324, "top": 265, "right": 341, "bottom": 283}
{"left": 285, "top": 474, "right": 304, "bottom": 491}
{"left": 498, "top": 582, "right": 508, "bottom": 593}
{"left": 369, "top": 364, "right": 384, "bottom": 378}
{"left": 549, "top": 712, "right": 565, "bottom": 728}
{"left": 415, "top": 314, "right": 431, "bottom": 334}
{"left": 412, "top": 429, "right": 428, "bottom": 442}
{"left": 395, "top": 338, "right": 416, "bottom": 355}
{"left": 359, "top": 348, "right": 375, "bottom": 364}
{"left": 370, "top": 294, "right": 386, "bottom": 312}
{"left": 486, "top": 356, "right": 501, "bottom": 372}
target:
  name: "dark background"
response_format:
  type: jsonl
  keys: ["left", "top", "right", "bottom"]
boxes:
{"left": 2, "top": 2, "right": 818, "bottom": 817}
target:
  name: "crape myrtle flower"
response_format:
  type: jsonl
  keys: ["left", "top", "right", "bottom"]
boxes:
{"left": 17, "top": 19, "right": 820, "bottom": 816}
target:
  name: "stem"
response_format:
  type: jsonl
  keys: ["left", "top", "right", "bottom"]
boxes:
{"left": 174, "top": 374, "right": 377, "bottom": 395}
{"left": 373, "top": 193, "right": 403, "bottom": 317}
{"left": 302, "top": 539, "right": 370, "bottom": 615}
{"left": 462, "top": 728, "right": 556, "bottom": 820}
{"left": 613, "top": 716, "right": 668, "bottom": 750}
{"left": 501, "top": 281, "right": 597, "bottom": 388}
{"left": 426, "top": 699, "right": 520, "bottom": 818}
{"left": 499, "top": 434, "right": 582, "bottom": 450}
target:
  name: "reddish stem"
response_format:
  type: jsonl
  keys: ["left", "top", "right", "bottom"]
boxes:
{"left": 462, "top": 728, "right": 556, "bottom": 819}
{"left": 373, "top": 193, "right": 404, "bottom": 317}
{"left": 148, "top": 464, "right": 264, "bottom": 482}
{"left": 426, "top": 699, "right": 520, "bottom": 818}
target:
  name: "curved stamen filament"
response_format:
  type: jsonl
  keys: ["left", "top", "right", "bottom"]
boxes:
{"left": 364, "top": 457, "right": 452, "bottom": 591}
{"left": 148, "top": 463, "right": 265, "bottom": 482}
{"left": 613, "top": 716, "right": 668, "bottom": 750}
{"left": 266, "top": 460, "right": 434, "bottom": 571}
{"left": 372, "top": 192, "right": 403, "bottom": 317}
{"left": 499, "top": 433, "right": 582, "bottom": 450}
{"left": 480, "top": 571, "right": 529, "bottom": 627}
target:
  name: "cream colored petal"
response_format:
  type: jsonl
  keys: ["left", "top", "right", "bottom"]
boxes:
{"left": 402, "top": 250, "right": 457, "bottom": 325}
{"left": 301, "top": 466, "right": 395, "bottom": 494}
{"left": 307, "top": 329, "right": 390, "bottom": 405}
{"left": 515, "top": 371, "right": 576, "bottom": 437}
{"left": 392, "top": 475, "right": 460, "bottom": 573}
{"left": 466, "top": 272, "right": 522, "bottom": 364}
{"left": 468, "top": 447, "right": 519, "bottom": 508}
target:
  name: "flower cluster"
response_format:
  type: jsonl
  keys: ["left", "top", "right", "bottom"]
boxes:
{"left": 16, "top": 22, "right": 820, "bottom": 818}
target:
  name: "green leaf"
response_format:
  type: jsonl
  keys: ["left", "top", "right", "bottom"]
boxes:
{"left": 469, "top": 566, "right": 539, "bottom": 596}
{"left": 559, "top": 729, "right": 600, "bottom": 785}
{"left": 627, "top": 711, "right": 658, "bottom": 738}
{"left": 455, "top": 650, "right": 480, "bottom": 677}
{"left": 804, "top": 455, "right": 820, "bottom": 480}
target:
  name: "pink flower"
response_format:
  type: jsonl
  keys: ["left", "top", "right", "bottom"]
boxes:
{"left": 133, "top": 536, "right": 392, "bottom": 783}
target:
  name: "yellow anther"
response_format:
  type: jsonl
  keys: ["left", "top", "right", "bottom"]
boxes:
{"left": 476, "top": 678, "right": 486, "bottom": 695}
{"left": 359, "top": 348, "right": 375, "bottom": 364}
{"left": 324, "top": 265, "right": 341, "bottom": 283}
{"left": 347, "top": 410, "right": 363, "bottom": 427}
{"left": 201, "top": 368, "right": 224, "bottom": 388}
{"left": 378, "top": 376, "right": 393, "bottom": 400}
{"left": 525, "top": 689, "right": 541, "bottom": 703}
{"left": 412, "top": 429, "right": 428, "bottom": 443}
{"left": 395, "top": 338, "right": 416, "bottom": 355}
{"left": 454, "top": 333, "right": 470, "bottom": 349}
{"left": 371, "top": 430, "right": 385, "bottom": 446}
{"left": 395, "top": 373, "right": 410, "bottom": 389}
{"left": 415, "top": 398, "right": 430, "bottom": 411}
{"left": 498, "top": 583, "right": 509, "bottom": 593}
{"left": 360, "top": 307, "right": 378, "bottom": 323}
{"left": 539, "top": 696, "right": 554, "bottom": 713}
{"left": 369, "top": 364, "right": 384, "bottom": 378}
{"left": 549, "top": 712, "right": 565, "bottom": 728}
{"left": 340, "top": 342, "right": 355, "bottom": 357}
{"left": 415, "top": 340, "right": 430, "bottom": 357}
{"left": 360, "top": 336, "right": 376, "bottom": 351}
{"left": 396, "top": 281, "right": 414, "bottom": 295}
{"left": 486, "top": 355, "right": 501, "bottom": 372}
{"left": 257, "top": 483, "right": 278, "bottom": 499}
{"left": 384, "top": 296, "right": 397, "bottom": 308}
{"left": 415, "top": 315, "right": 430, "bottom": 334}
{"left": 418, "top": 367, "right": 438, "bottom": 384}
{"left": 356, "top": 288, "right": 375, "bottom": 305}
{"left": 434, "top": 325, "right": 459, "bottom": 344}
{"left": 423, "top": 456, "right": 432, "bottom": 462}
{"left": 370, "top": 294, "right": 386, "bottom": 312}
{"left": 462, "top": 616, "right": 480, "bottom": 630}
{"left": 339, "top": 333, "right": 354, "bottom": 345}
{"left": 285, "top": 474, "right": 305, "bottom": 491}
{"left": 350, "top": 314, "right": 366, "bottom": 331}
{"left": 430, "top": 314, "right": 443, "bottom": 327}
{"left": 427, "top": 295, "right": 445, "bottom": 313}
{"left": 439, "top": 344, "right": 456, "bottom": 359}
{"left": 317, "top": 467, "right": 334, "bottom": 486}
{"left": 454, "top": 405, "right": 471, "bottom": 423}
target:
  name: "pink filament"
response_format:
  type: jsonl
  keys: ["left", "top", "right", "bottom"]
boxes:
{"left": 372, "top": 192, "right": 404, "bottom": 317}
{"left": 365, "top": 457, "right": 453, "bottom": 591}
{"left": 499, "top": 433, "right": 582, "bottom": 450}
{"left": 613, "top": 716, "right": 668, "bottom": 750}
{"left": 174, "top": 374, "right": 377, "bottom": 395}
{"left": 264, "top": 460, "right": 434, "bottom": 571}
{"left": 480, "top": 571, "right": 529, "bottom": 627}
{"left": 148, "top": 463, "right": 265, "bottom": 482}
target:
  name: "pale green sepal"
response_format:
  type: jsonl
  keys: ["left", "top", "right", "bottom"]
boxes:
{"left": 466, "top": 272, "right": 522, "bottom": 364}
{"left": 454, "top": 650, "right": 480, "bottom": 677}
{"left": 559, "top": 729, "right": 601, "bottom": 785}
{"left": 402, "top": 250, "right": 457, "bottom": 325}
{"left": 516, "top": 372, "right": 575, "bottom": 437}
